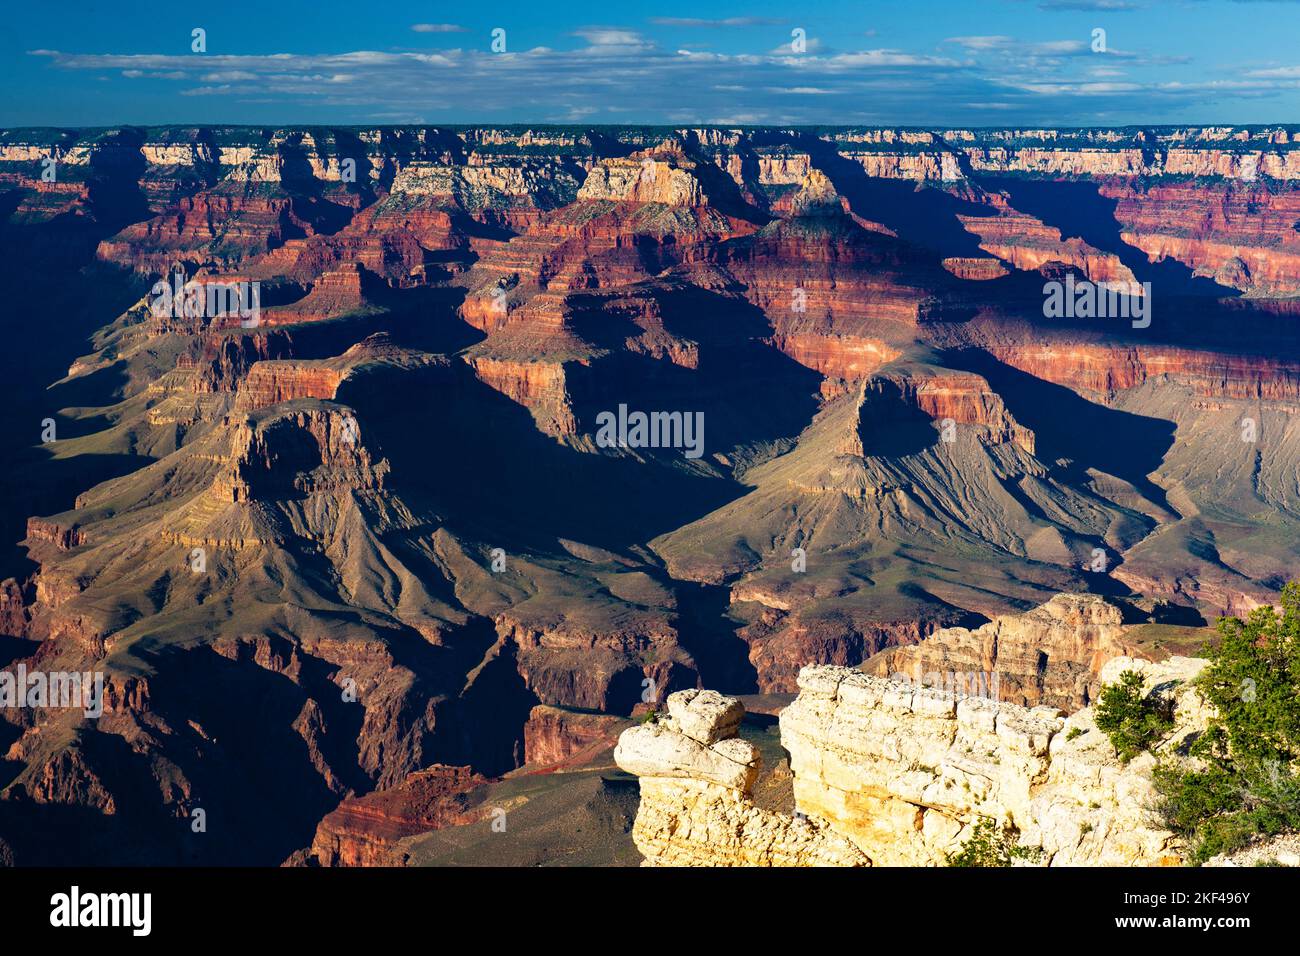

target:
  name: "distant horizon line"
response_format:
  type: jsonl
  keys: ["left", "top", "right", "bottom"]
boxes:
{"left": 4, "top": 121, "right": 1300, "bottom": 133}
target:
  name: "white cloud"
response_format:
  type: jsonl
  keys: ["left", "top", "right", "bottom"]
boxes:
{"left": 649, "top": 17, "right": 784, "bottom": 28}
{"left": 200, "top": 71, "right": 257, "bottom": 82}
{"left": 573, "top": 28, "right": 650, "bottom": 48}
{"left": 1247, "top": 65, "right": 1300, "bottom": 77}
{"left": 21, "top": 34, "right": 1292, "bottom": 127}
{"left": 946, "top": 35, "right": 1089, "bottom": 56}
{"left": 947, "top": 35, "right": 1016, "bottom": 51}
{"left": 1038, "top": 0, "right": 1139, "bottom": 9}
{"left": 820, "top": 49, "right": 961, "bottom": 68}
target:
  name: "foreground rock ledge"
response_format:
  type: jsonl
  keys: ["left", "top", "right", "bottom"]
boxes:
{"left": 613, "top": 689, "right": 869, "bottom": 866}
{"left": 615, "top": 657, "right": 1211, "bottom": 866}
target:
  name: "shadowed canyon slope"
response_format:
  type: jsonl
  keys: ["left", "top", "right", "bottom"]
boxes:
{"left": 0, "top": 124, "right": 1296, "bottom": 864}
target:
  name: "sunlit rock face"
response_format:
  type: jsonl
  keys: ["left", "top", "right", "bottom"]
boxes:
{"left": 614, "top": 689, "right": 870, "bottom": 866}
{"left": 617, "top": 655, "right": 1209, "bottom": 867}
{"left": 780, "top": 656, "right": 1208, "bottom": 866}
{"left": 866, "top": 593, "right": 1139, "bottom": 710}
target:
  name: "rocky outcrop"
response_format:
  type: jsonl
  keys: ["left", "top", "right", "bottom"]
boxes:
{"left": 464, "top": 355, "right": 578, "bottom": 436}
{"left": 768, "top": 333, "right": 900, "bottom": 386}
{"left": 896, "top": 371, "right": 1036, "bottom": 453}
{"left": 296, "top": 765, "right": 487, "bottom": 867}
{"left": 942, "top": 257, "right": 1009, "bottom": 281}
{"left": 498, "top": 609, "right": 693, "bottom": 716}
{"left": 618, "top": 657, "right": 1210, "bottom": 866}
{"left": 866, "top": 593, "right": 1139, "bottom": 710}
{"left": 260, "top": 264, "right": 373, "bottom": 325}
{"left": 1207, "top": 833, "right": 1300, "bottom": 868}
{"left": 235, "top": 363, "right": 347, "bottom": 410}
{"left": 989, "top": 342, "right": 1300, "bottom": 403}
{"left": 0, "top": 579, "right": 29, "bottom": 638}
{"left": 222, "top": 406, "right": 388, "bottom": 503}
{"left": 614, "top": 689, "right": 869, "bottom": 866}
{"left": 24, "top": 518, "right": 85, "bottom": 551}
{"left": 577, "top": 154, "right": 707, "bottom": 206}
{"left": 522, "top": 705, "right": 627, "bottom": 767}
{"left": 734, "top": 605, "right": 940, "bottom": 695}
{"left": 98, "top": 187, "right": 313, "bottom": 273}
{"left": 959, "top": 196, "right": 1137, "bottom": 289}
{"left": 1104, "top": 181, "right": 1300, "bottom": 297}
{"left": 781, "top": 656, "right": 1205, "bottom": 865}
{"left": 953, "top": 128, "right": 1300, "bottom": 182}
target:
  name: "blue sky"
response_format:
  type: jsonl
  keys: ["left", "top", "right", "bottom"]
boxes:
{"left": 4, "top": 0, "right": 1300, "bottom": 126}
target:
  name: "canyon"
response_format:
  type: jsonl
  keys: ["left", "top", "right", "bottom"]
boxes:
{"left": 0, "top": 123, "right": 1296, "bottom": 864}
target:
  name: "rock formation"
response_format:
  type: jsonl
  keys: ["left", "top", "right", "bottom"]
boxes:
{"left": 293, "top": 765, "right": 487, "bottom": 867}
{"left": 618, "top": 657, "right": 1209, "bottom": 866}
{"left": 866, "top": 593, "right": 1140, "bottom": 709}
{"left": 614, "top": 689, "right": 869, "bottom": 866}
{"left": 522, "top": 705, "right": 628, "bottom": 767}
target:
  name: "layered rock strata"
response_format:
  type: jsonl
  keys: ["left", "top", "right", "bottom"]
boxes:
{"left": 613, "top": 689, "right": 869, "bottom": 866}
{"left": 866, "top": 593, "right": 1139, "bottom": 709}
{"left": 619, "top": 657, "right": 1210, "bottom": 866}
{"left": 295, "top": 764, "right": 487, "bottom": 867}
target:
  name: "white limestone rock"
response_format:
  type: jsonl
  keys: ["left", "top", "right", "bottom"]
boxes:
{"left": 614, "top": 722, "right": 761, "bottom": 793}
{"left": 663, "top": 688, "right": 745, "bottom": 745}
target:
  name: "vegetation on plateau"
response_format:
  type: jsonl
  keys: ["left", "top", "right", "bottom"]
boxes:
{"left": 1098, "top": 583, "right": 1300, "bottom": 863}
{"left": 945, "top": 818, "right": 1042, "bottom": 867}
{"left": 1094, "top": 669, "right": 1174, "bottom": 763}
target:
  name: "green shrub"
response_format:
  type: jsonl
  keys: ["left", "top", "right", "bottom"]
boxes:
{"left": 1152, "top": 583, "right": 1300, "bottom": 862}
{"left": 1154, "top": 756, "right": 1300, "bottom": 863}
{"left": 945, "top": 818, "right": 1041, "bottom": 867}
{"left": 1094, "top": 669, "right": 1173, "bottom": 762}
{"left": 1192, "top": 582, "right": 1300, "bottom": 767}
